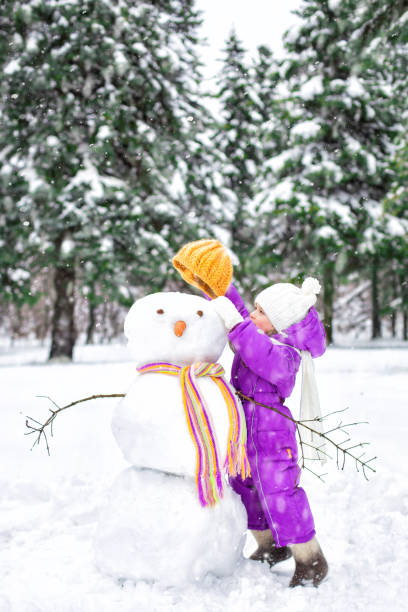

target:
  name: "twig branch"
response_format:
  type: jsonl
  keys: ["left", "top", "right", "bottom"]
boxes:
{"left": 296, "top": 421, "right": 306, "bottom": 470}
{"left": 303, "top": 465, "right": 328, "bottom": 482}
{"left": 25, "top": 394, "right": 125, "bottom": 455}
{"left": 26, "top": 390, "right": 377, "bottom": 483}
{"left": 237, "top": 391, "right": 376, "bottom": 480}
{"left": 302, "top": 440, "right": 333, "bottom": 461}
{"left": 324, "top": 420, "right": 368, "bottom": 435}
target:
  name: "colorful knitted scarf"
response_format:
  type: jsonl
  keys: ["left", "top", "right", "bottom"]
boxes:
{"left": 137, "top": 361, "right": 251, "bottom": 507}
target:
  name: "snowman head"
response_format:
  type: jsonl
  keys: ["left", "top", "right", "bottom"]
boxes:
{"left": 124, "top": 292, "right": 227, "bottom": 367}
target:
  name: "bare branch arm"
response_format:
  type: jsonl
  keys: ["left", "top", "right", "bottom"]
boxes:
{"left": 26, "top": 394, "right": 125, "bottom": 455}
{"left": 237, "top": 391, "right": 376, "bottom": 480}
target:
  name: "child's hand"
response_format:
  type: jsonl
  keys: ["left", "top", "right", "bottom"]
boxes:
{"left": 212, "top": 297, "right": 243, "bottom": 331}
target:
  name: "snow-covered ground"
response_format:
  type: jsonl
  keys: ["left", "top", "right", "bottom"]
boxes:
{"left": 1, "top": 341, "right": 407, "bottom": 611}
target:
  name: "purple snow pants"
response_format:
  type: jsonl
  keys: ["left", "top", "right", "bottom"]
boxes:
{"left": 230, "top": 401, "right": 316, "bottom": 548}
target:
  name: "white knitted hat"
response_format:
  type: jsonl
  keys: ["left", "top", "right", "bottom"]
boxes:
{"left": 255, "top": 277, "right": 321, "bottom": 333}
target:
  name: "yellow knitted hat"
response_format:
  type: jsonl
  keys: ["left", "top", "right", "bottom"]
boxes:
{"left": 172, "top": 239, "right": 232, "bottom": 297}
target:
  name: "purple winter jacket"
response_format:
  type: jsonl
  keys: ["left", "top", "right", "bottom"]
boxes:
{"left": 225, "top": 284, "right": 326, "bottom": 547}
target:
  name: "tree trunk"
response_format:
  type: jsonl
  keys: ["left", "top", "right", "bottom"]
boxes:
{"left": 9, "top": 305, "right": 22, "bottom": 346}
{"left": 49, "top": 264, "right": 76, "bottom": 361}
{"left": 391, "top": 311, "right": 396, "bottom": 338}
{"left": 371, "top": 254, "right": 381, "bottom": 339}
{"left": 391, "top": 268, "right": 397, "bottom": 338}
{"left": 101, "top": 301, "right": 108, "bottom": 343}
{"left": 322, "top": 262, "right": 335, "bottom": 345}
{"left": 86, "top": 301, "right": 96, "bottom": 345}
{"left": 401, "top": 272, "right": 408, "bottom": 341}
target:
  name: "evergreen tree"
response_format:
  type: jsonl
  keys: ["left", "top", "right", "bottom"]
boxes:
{"left": 254, "top": 0, "right": 402, "bottom": 342}
{"left": 214, "top": 31, "right": 265, "bottom": 290}
{"left": 249, "top": 45, "right": 296, "bottom": 290}
{"left": 0, "top": 0, "right": 209, "bottom": 359}
{"left": 380, "top": 136, "right": 408, "bottom": 339}
{"left": 356, "top": 8, "right": 408, "bottom": 339}
{"left": 352, "top": 0, "right": 408, "bottom": 51}
{"left": 253, "top": 45, "right": 280, "bottom": 128}
{"left": 170, "top": 115, "right": 226, "bottom": 251}
{"left": 0, "top": 159, "right": 34, "bottom": 307}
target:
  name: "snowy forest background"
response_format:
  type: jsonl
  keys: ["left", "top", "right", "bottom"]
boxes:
{"left": 1, "top": 0, "right": 407, "bottom": 360}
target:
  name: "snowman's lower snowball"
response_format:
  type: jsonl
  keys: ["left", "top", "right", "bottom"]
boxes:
{"left": 94, "top": 466, "right": 246, "bottom": 586}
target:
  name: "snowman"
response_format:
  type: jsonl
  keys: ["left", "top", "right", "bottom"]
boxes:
{"left": 94, "top": 291, "right": 249, "bottom": 586}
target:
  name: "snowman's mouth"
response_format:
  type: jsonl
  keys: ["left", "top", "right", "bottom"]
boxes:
{"left": 174, "top": 320, "right": 187, "bottom": 337}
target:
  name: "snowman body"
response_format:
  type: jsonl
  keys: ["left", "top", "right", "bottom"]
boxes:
{"left": 94, "top": 292, "right": 247, "bottom": 585}
{"left": 111, "top": 373, "right": 231, "bottom": 477}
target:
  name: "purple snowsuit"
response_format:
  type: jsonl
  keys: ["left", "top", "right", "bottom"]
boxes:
{"left": 225, "top": 284, "right": 326, "bottom": 547}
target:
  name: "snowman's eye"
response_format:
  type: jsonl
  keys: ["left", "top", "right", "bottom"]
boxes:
{"left": 157, "top": 309, "right": 164, "bottom": 314}
{"left": 197, "top": 310, "right": 203, "bottom": 317}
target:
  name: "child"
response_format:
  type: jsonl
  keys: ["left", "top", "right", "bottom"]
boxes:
{"left": 173, "top": 239, "right": 328, "bottom": 588}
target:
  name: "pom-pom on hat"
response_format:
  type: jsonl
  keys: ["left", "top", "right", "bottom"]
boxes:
{"left": 172, "top": 239, "right": 232, "bottom": 297}
{"left": 256, "top": 277, "right": 321, "bottom": 333}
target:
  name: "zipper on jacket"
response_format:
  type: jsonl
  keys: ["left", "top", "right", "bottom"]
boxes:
{"left": 249, "top": 378, "right": 281, "bottom": 547}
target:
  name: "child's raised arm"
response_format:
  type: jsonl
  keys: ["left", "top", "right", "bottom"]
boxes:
{"left": 225, "top": 284, "right": 250, "bottom": 319}
{"left": 228, "top": 320, "right": 301, "bottom": 389}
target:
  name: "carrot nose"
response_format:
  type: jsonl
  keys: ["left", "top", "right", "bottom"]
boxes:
{"left": 174, "top": 320, "right": 187, "bottom": 337}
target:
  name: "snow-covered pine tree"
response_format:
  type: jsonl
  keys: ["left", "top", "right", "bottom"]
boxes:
{"left": 351, "top": 0, "right": 408, "bottom": 51}
{"left": 246, "top": 45, "right": 295, "bottom": 290}
{"left": 253, "top": 0, "right": 402, "bottom": 342}
{"left": 168, "top": 115, "right": 226, "bottom": 259}
{"left": 354, "top": 6, "right": 408, "bottom": 339}
{"left": 253, "top": 45, "right": 281, "bottom": 128}
{"left": 379, "top": 135, "right": 408, "bottom": 339}
{"left": 0, "top": 160, "right": 34, "bottom": 308}
{"left": 213, "top": 31, "right": 265, "bottom": 290}
{"left": 0, "top": 0, "right": 209, "bottom": 359}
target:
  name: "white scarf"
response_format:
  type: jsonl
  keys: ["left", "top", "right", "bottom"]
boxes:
{"left": 300, "top": 350, "right": 326, "bottom": 464}
{"left": 269, "top": 337, "right": 326, "bottom": 465}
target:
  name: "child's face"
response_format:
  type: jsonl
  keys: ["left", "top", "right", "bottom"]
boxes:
{"left": 250, "top": 304, "right": 277, "bottom": 335}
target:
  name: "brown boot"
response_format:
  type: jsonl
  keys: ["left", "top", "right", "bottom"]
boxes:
{"left": 250, "top": 529, "right": 292, "bottom": 567}
{"left": 289, "top": 537, "right": 328, "bottom": 588}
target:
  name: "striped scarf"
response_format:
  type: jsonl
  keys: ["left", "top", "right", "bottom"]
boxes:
{"left": 137, "top": 361, "right": 251, "bottom": 507}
